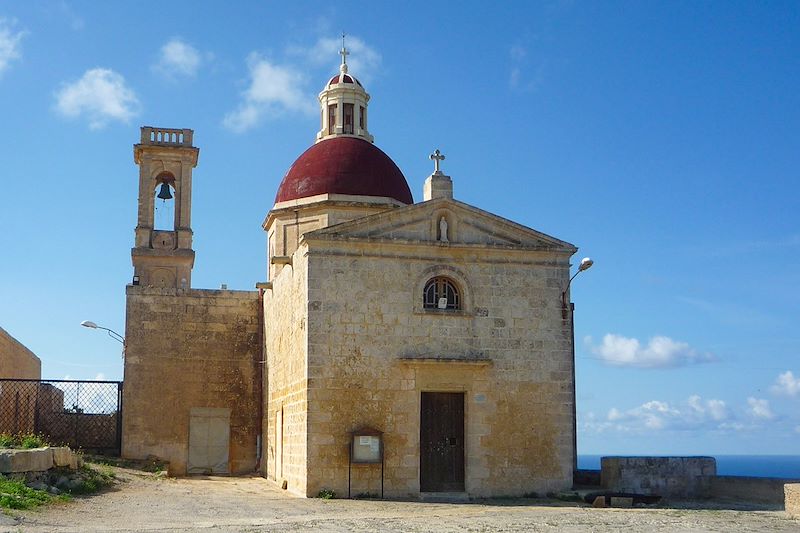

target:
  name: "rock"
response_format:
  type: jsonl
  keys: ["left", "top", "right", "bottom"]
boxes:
{"left": 51, "top": 447, "right": 72, "bottom": 467}
{"left": 592, "top": 496, "right": 607, "bottom": 508}
{"left": 66, "top": 478, "right": 84, "bottom": 491}
{"left": 27, "top": 481, "right": 48, "bottom": 491}
{"left": 48, "top": 486, "right": 61, "bottom": 495}
{"left": 69, "top": 453, "right": 83, "bottom": 470}
{"left": 0, "top": 448, "right": 54, "bottom": 473}
{"left": 610, "top": 496, "right": 634, "bottom": 508}
{"left": 56, "top": 475, "right": 70, "bottom": 489}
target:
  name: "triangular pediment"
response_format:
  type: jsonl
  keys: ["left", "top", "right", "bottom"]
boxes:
{"left": 304, "top": 198, "right": 576, "bottom": 252}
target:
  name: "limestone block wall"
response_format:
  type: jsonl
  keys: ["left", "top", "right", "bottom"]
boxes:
{"left": 263, "top": 246, "right": 309, "bottom": 495}
{"left": 707, "top": 475, "right": 800, "bottom": 504}
{"left": 786, "top": 483, "right": 800, "bottom": 518}
{"left": 265, "top": 200, "right": 403, "bottom": 280}
{"left": 601, "top": 456, "right": 716, "bottom": 498}
{"left": 302, "top": 240, "right": 574, "bottom": 498}
{"left": 0, "top": 327, "right": 41, "bottom": 379}
{"left": 123, "top": 286, "right": 260, "bottom": 475}
{"left": 0, "top": 328, "right": 42, "bottom": 435}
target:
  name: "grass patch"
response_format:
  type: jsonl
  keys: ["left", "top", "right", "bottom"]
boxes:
{"left": 317, "top": 488, "right": 336, "bottom": 499}
{"left": 64, "top": 465, "right": 115, "bottom": 495}
{"left": 0, "top": 476, "right": 64, "bottom": 510}
{"left": 86, "top": 455, "right": 167, "bottom": 474}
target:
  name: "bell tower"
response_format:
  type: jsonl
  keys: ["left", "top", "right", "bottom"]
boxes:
{"left": 131, "top": 126, "right": 199, "bottom": 289}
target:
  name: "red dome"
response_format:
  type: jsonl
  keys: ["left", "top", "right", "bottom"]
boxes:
{"left": 275, "top": 137, "right": 413, "bottom": 205}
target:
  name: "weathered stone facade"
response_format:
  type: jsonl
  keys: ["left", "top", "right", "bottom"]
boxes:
{"left": 0, "top": 326, "right": 41, "bottom": 379}
{"left": 263, "top": 198, "right": 577, "bottom": 498}
{"left": 123, "top": 287, "right": 260, "bottom": 475}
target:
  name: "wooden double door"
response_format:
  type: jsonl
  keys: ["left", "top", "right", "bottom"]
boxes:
{"left": 420, "top": 392, "right": 465, "bottom": 492}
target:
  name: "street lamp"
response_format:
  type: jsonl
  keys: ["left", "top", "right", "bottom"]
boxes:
{"left": 80, "top": 320, "right": 125, "bottom": 345}
{"left": 561, "top": 257, "right": 593, "bottom": 319}
{"left": 561, "top": 257, "right": 594, "bottom": 480}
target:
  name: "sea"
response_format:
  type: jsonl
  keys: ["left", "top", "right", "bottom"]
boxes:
{"left": 578, "top": 454, "right": 800, "bottom": 479}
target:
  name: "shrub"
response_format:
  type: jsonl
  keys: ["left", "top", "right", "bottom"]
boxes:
{"left": 0, "top": 432, "right": 50, "bottom": 449}
{"left": 317, "top": 489, "right": 336, "bottom": 499}
{"left": 20, "top": 433, "right": 50, "bottom": 449}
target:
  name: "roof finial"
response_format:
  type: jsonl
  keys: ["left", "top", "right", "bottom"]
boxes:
{"left": 339, "top": 32, "right": 349, "bottom": 74}
{"left": 430, "top": 149, "right": 446, "bottom": 174}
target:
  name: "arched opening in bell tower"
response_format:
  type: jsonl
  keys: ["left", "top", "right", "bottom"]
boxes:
{"left": 153, "top": 172, "right": 176, "bottom": 231}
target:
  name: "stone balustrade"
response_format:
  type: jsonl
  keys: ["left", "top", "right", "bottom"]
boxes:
{"left": 140, "top": 127, "right": 193, "bottom": 147}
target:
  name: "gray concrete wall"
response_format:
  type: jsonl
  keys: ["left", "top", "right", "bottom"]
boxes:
{"left": 707, "top": 476, "right": 800, "bottom": 505}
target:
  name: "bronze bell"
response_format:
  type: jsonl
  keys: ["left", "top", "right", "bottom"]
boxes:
{"left": 157, "top": 182, "right": 173, "bottom": 200}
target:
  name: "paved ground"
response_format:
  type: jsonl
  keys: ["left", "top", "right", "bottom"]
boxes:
{"left": 7, "top": 468, "right": 799, "bottom": 532}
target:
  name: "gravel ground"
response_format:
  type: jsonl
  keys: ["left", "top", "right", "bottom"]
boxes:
{"left": 6, "top": 467, "right": 798, "bottom": 533}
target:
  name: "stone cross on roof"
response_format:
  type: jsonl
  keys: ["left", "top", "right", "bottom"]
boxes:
{"left": 430, "top": 149, "right": 445, "bottom": 174}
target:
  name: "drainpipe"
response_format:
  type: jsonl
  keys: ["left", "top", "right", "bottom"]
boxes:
{"left": 255, "top": 288, "right": 265, "bottom": 473}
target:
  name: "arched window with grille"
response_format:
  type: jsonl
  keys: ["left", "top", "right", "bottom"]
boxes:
{"left": 423, "top": 277, "right": 461, "bottom": 310}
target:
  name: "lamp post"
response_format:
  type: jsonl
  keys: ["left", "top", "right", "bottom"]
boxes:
{"left": 80, "top": 320, "right": 125, "bottom": 356}
{"left": 561, "top": 257, "right": 593, "bottom": 479}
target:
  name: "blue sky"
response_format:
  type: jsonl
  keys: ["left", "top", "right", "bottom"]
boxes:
{"left": 0, "top": 1, "right": 797, "bottom": 455}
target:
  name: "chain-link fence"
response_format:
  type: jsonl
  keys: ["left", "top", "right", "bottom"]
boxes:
{"left": 0, "top": 379, "right": 122, "bottom": 455}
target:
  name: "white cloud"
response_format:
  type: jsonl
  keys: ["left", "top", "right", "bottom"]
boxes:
{"left": 94, "top": 372, "right": 106, "bottom": 381}
{"left": 746, "top": 397, "right": 774, "bottom": 420}
{"left": 771, "top": 370, "right": 800, "bottom": 397}
{"left": 154, "top": 38, "right": 202, "bottom": 78}
{"left": 55, "top": 68, "right": 140, "bottom": 129}
{"left": 688, "top": 395, "right": 728, "bottom": 421}
{"left": 588, "top": 395, "right": 781, "bottom": 436}
{"left": 611, "top": 400, "right": 681, "bottom": 430}
{"left": 588, "top": 333, "right": 715, "bottom": 368}
{"left": 223, "top": 53, "right": 314, "bottom": 133}
{"left": 287, "top": 35, "right": 381, "bottom": 83}
{"left": 582, "top": 395, "right": 742, "bottom": 435}
{"left": 0, "top": 18, "right": 26, "bottom": 77}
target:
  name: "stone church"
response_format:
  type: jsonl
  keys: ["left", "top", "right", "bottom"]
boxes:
{"left": 123, "top": 47, "right": 580, "bottom": 498}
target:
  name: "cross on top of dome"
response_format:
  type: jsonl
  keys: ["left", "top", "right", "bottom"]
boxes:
{"left": 339, "top": 32, "right": 349, "bottom": 74}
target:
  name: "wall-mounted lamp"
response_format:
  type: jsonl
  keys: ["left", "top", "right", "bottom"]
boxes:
{"left": 561, "top": 257, "right": 593, "bottom": 319}
{"left": 560, "top": 256, "right": 594, "bottom": 476}
{"left": 81, "top": 320, "right": 125, "bottom": 346}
